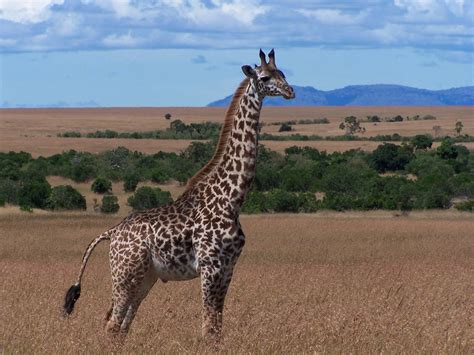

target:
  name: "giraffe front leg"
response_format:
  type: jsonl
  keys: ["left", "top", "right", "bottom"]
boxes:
{"left": 200, "top": 265, "right": 236, "bottom": 340}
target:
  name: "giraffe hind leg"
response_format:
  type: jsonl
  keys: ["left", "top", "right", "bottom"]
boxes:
{"left": 106, "top": 274, "right": 146, "bottom": 338}
{"left": 105, "top": 292, "right": 132, "bottom": 339}
{"left": 103, "top": 303, "right": 113, "bottom": 328}
{"left": 120, "top": 269, "right": 158, "bottom": 333}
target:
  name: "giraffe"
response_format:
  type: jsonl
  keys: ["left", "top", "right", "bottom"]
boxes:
{"left": 63, "top": 49, "right": 295, "bottom": 340}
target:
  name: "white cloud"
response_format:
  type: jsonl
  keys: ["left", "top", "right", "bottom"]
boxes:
{"left": 219, "top": 0, "right": 268, "bottom": 26}
{"left": 103, "top": 32, "right": 144, "bottom": 47}
{"left": 48, "top": 13, "right": 83, "bottom": 37}
{"left": 0, "top": 0, "right": 472, "bottom": 57}
{"left": 298, "top": 8, "right": 367, "bottom": 25}
{"left": 0, "top": 0, "right": 64, "bottom": 24}
{"left": 164, "top": 0, "right": 269, "bottom": 27}
{"left": 81, "top": 0, "right": 143, "bottom": 19}
{"left": 394, "top": 0, "right": 467, "bottom": 21}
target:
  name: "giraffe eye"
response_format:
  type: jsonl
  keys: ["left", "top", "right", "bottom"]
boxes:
{"left": 261, "top": 76, "right": 271, "bottom": 82}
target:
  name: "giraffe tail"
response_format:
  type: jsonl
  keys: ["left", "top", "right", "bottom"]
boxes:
{"left": 63, "top": 230, "right": 112, "bottom": 316}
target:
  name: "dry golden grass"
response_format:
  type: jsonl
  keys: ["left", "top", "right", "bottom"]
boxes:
{"left": 1, "top": 212, "right": 472, "bottom": 353}
{"left": 1, "top": 106, "right": 472, "bottom": 156}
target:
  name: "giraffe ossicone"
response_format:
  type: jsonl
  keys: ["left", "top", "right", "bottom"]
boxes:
{"left": 63, "top": 49, "right": 295, "bottom": 341}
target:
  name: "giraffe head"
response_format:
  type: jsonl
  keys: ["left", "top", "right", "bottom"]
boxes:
{"left": 241, "top": 49, "right": 295, "bottom": 100}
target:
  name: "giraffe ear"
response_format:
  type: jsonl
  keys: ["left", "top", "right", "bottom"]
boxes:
{"left": 241, "top": 65, "right": 256, "bottom": 78}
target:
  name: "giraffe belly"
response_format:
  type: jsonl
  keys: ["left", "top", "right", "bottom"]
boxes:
{"left": 151, "top": 253, "right": 200, "bottom": 282}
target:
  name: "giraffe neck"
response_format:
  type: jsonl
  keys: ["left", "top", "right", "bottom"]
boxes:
{"left": 213, "top": 79, "right": 263, "bottom": 208}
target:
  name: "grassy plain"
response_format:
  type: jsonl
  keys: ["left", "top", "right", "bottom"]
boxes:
{"left": 1, "top": 212, "right": 473, "bottom": 353}
{"left": 1, "top": 106, "right": 473, "bottom": 156}
{"left": 1, "top": 106, "right": 473, "bottom": 352}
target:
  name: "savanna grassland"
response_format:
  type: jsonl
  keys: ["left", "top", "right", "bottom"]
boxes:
{"left": 1, "top": 106, "right": 473, "bottom": 155}
{"left": 1, "top": 212, "right": 473, "bottom": 353}
{"left": 1, "top": 106, "right": 473, "bottom": 353}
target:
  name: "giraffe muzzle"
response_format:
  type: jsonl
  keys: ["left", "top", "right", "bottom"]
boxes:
{"left": 283, "top": 86, "right": 295, "bottom": 100}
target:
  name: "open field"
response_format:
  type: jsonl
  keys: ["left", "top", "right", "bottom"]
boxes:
{"left": 1, "top": 106, "right": 473, "bottom": 156}
{"left": 0, "top": 212, "right": 472, "bottom": 353}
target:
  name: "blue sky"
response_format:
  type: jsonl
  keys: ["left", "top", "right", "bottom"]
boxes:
{"left": 0, "top": 0, "right": 473, "bottom": 107}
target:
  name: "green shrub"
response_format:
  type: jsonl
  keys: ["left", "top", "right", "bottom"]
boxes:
{"left": 406, "top": 154, "right": 454, "bottom": 178}
{"left": 60, "top": 131, "right": 82, "bottom": 137}
{"left": 18, "top": 177, "right": 52, "bottom": 209}
{"left": 411, "top": 135, "right": 433, "bottom": 150}
{"left": 66, "top": 152, "right": 98, "bottom": 182}
{"left": 20, "top": 204, "right": 33, "bottom": 212}
{"left": 266, "top": 189, "right": 300, "bottom": 212}
{"left": 455, "top": 200, "right": 474, "bottom": 212}
{"left": 279, "top": 123, "right": 293, "bottom": 132}
{"left": 297, "top": 193, "right": 319, "bottom": 212}
{"left": 451, "top": 172, "right": 474, "bottom": 198}
{"left": 181, "top": 141, "right": 215, "bottom": 165}
{"left": 0, "top": 179, "right": 20, "bottom": 205}
{"left": 151, "top": 169, "right": 170, "bottom": 184}
{"left": 241, "top": 191, "right": 267, "bottom": 213}
{"left": 47, "top": 185, "right": 86, "bottom": 210}
{"left": 101, "top": 193, "right": 120, "bottom": 213}
{"left": 91, "top": 177, "right": 112, "bottom": 194}
{"left": 127, "top": 186, "right": 173, "bottom": 211}
{"left": 123, "top": 173, "right": 140, "bottom": 192}
{"left": 436, "top": 138, "right": 458, "bottom": 160}
{"left": 367, "top": 115, "right": 381, "bottom": 122}
{"left": 371, "top": 143, "right": 413, "bottom": 172}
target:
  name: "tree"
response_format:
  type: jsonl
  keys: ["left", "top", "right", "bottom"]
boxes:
{"left": 371, "top": 143, "right": 414, "bottom": 173}
{"left": 241, "top": 191, "right": 267, "bottom": 213}
{"left": 455, "top": 200, "right": 474, "bottom": 212}
{"left": 127, "top": 186, "right": 173, "bottom": 211}
{"left": 68, "top": 152, "right": 97, "bottom": 182}
{"left": 455, "top": 121, "right": 463, "bottom": 136}
{"left": 0, "top": 179, "right": 20, "bottom": 205}
{"left": 278, "top": 123, "right": 292, "bottom": 132}
{"left": 181, "top": 141, "right": 215, "bottom": 165}
{"left": 91, "top": 177, "right": 112, "bottom": 194}
{"left": 367, "top": 115, "right": 381, "bottom": 122}
{"left": 18, "top": 177, "right": 52, "bottom": 209}
{"left": 410, "top": 134, "right": 433, "bottom": 151}
{"left": 339, "top": 116, "right": 366, "bottom": 135}
{"left": 170, "top": 119, "right": 187, "bottom": 133}
{"left": 436, "top": 138, "right": 458, "bottom": 160}
{"left": 151, "top": 168, "right": 170, "bottom": 183}
{"left": 123, "top": 173, "right": 140, "bottom": 192}
{"left": 101, "top": 193, "right": 120, "bottom": 213}
{"left": 266, "top": 189, "right": 300, "bottom": 212}
{"left": 47, "top": 185, "right": 86, "bottom": 210}
{"left": 164, "top": 113, "right": 172, "bottom": 120}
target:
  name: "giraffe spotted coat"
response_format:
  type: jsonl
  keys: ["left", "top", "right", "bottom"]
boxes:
{"left": 63, "top": 49, "right": 295, "bottom": 340}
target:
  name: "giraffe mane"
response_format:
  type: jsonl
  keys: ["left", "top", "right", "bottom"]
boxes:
{"left": 185, "top": 77, "right": 251, "bottom": 189}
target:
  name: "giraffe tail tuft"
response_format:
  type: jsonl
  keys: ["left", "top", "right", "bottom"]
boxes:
{"left": 63, "top": 283, "right": 81, "bottom": 316}
{"left": 62, "top": 229, "right": 112, "bottom": 317}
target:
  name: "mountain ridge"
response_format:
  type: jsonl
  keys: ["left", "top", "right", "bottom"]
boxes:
{"left": 207, "top": 84, "right": 474, "bottom": 106}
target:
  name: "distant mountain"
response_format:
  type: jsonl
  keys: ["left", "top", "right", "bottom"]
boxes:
{"left": 207, "top": 84, "right": 474, "bottom": 106}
